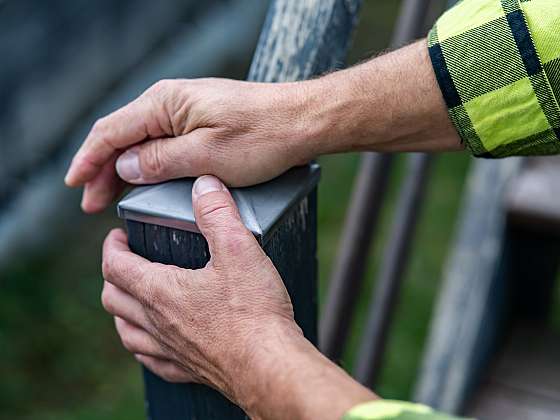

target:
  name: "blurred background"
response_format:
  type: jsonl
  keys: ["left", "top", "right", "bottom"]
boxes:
{"left": 5, "top": 1, "right": 556, "bottom": 419}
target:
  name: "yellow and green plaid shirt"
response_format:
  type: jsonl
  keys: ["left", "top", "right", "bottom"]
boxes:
{"left": 343, "top": 401, "right": 467, "bottom": 420}
{"left": 344, "top": 0, "right": 559, "bottom": 418}
{"left": 429, "top": 0, "right": 560, "bottom": 157}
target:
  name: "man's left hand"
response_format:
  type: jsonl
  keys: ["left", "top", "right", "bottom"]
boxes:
{"left": 101, "top": 175, "right": 301, "bottom": 405}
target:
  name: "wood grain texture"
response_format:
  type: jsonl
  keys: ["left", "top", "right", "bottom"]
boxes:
{"left": 507, "top": 156, "right": 560, "bottom": 234}
{"left": 248, "top": 0, "right": 361, "bottom": 82}
{"left": 414, "top": 158, "right": 523, "bottom": 413}
{"left": 467, "top": 326, "right": 560, "bottom": 420}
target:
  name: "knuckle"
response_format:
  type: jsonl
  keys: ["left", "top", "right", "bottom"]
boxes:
{"left": 198, "top": 195, "right": 236, "bottom": 222}
{"left": 148, "top": 285, "right": 165, "bottom": 307}
{"left": 147, "top": 79, "right": 174, "bottom": 97}
{"left": 101, "top": 257, "right": 112, "bottom": 279}
{"left": 222, "top": 229, "right": 253, "bottom": 256}
{"left": 120, "top": 333, "right": 134, "bottom": 352}
{"left": 140, "top": 271, "right": 165, "bottom": 308}
{"left": 161, "top": 371, "right": 175, "bottom": 382}
{"left": 167, "top": 372, "right": 184, "bottom": 383}
{"left": 196, "top": 133, "right": 215, "bottom": 157}
{"left": 101, "top": 286, "right": 114, "bottom": 313}
{"left": 102, "top": 253, "right": 120, "bottom": 280}
{"left": 185, "top": 136, "right": 212, "bottom": 174}
{"left": 141, "top": 142, "right": 166, "bottom": 178}
{"left": 91, "top": 117, "right": 107, "bottom": 134}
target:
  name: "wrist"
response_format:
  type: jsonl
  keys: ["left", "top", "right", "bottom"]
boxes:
{"left": 291, "top": 39, "right": 460, "bottom": 156}
{"left": 229, "top": 320, "right": 307, "bottom": 415}
{"left": 232, "top": 321, "right": 377, "bottom": 420}
{"left": 279, "top": 65, "right": 387, "bottom": 159}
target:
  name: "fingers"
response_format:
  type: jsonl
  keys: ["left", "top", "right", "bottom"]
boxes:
{"left": 102, "top": 281, "right": 151, "bottom": 331}
{"left": 116, "top": 129, "right": 211, "bottom": 184}
{"left": 135, "top": 354, "right": 193, "bottom": 383}
{"left": 81, "top": 153, "right": 126, "bottom": 213}
{"left": 65, "top": 83, "right": 173, "bottom": 188}
{"left": 102, "top": 229, "right": 172, "bottom": 302}
{"left": 102, "top": 229, "right": 195, "bottom": 307}
{"left": 191, "top": 176, "right": 260, "bottom": 265}
{"left": 114, "top": 317, "right": 166, "bottom": 358}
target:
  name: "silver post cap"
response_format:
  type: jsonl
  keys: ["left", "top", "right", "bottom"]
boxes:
{"left": 118, "top": 163, "right": 320, "bottom": 242}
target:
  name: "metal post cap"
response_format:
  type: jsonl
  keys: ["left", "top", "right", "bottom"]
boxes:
{"left": 118, "top": 163, "right": 320, "bottom": 244}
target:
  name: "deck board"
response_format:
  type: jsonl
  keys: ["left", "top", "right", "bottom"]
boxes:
{"left": 467, "top": 326, "right": 560, "bottom": 419}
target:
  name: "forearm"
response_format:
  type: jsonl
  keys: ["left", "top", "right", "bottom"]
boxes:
{"left": 290, "top": 39, "right": 462, "bottom": 159}
{"left": 234, "top": 325, "right": 376, "bottom": 420}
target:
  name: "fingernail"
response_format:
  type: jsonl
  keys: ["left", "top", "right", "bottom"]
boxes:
{"left": 116, "top": 150, "right": 141, "bottom": 182}
{"left": 193, "top": 175, "right": 224, "bottom": 197}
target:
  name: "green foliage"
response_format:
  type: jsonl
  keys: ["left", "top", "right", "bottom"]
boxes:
{"left": 0, "top": 218, "right": 144, "bottom": 419}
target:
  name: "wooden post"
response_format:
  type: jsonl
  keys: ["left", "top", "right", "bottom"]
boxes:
{"left": 413, "top": 158, "right": 522, "bottom": 413}
{"left": 118, "top": 1, "right": 361, "bottom": 418}
{"left": 119, "top": 167, "right": 320, "bottom": 419}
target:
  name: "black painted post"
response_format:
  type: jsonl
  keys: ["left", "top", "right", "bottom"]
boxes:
{"left": 118, "top": 1, "right": 361, "bottom": 418}
{"left": 120, "top": 168, "right": 320, "bottom": 419}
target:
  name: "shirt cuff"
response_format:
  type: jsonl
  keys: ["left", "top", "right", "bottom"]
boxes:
{"left": 342, "top": 400, "right": 470, "bottom": 420}
{"left": 427, "top": 0, "right": 560, "bottom": 158}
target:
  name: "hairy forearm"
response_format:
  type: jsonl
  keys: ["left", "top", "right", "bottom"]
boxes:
{"left": 288, "top": 39, "right": 462, "bottom": 159}
{"left": 233, "top": 325, "right": 376, "bottom": 420}
{"left": 65, "top": 39, "right": 462, "bottom": 211}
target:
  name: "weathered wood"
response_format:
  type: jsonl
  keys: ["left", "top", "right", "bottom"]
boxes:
{"left": 248, "top": 0, "right": 362, "bottom": 82}
{"left": 467, "top": 326, "right": 560, "bottom": 420}
{"left": 507, "top": 156, "right": 560, "bottom": 234}
{"left": 415, "top": 153, "right": 560, "bottom": 417}
{"left": 414, "top": 158, "right": 523, "bottom": 413}
{"left": 505, "top": 226, "right": 560, "bottom": 321}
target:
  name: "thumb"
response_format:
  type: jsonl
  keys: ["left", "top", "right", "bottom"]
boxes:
{"left": 192, "top": 175, "right": 260, "bottom": 265}
{"left": 115, "top": 130, "right": 209, "bottom": 184}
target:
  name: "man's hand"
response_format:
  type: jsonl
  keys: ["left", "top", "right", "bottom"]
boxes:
{"left": 65, "top": 78, "right": 318, "bottom": 213}
{"left": 101, "top": 175, "right": 376, "bottom": 419}
{"left": 65, "top": 41, "right": 461, "bottom": 214}
{"left": 102, "top": 175, "right": 298, "bottom": 393}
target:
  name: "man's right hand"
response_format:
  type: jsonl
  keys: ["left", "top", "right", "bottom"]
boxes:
{"left": 64, "top": 78, "right": 321, "bottom": 213}
{"left": 65, "top": 40, "right": 461, "bottom": 213}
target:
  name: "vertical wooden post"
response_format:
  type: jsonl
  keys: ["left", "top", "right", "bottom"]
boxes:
{"left": 118, "top": 2, "right": 361, "bottom": 418}
{"left": 121, "top": 167, "right": 320, "bottom": 419}
{"left": 414, "top": 158, "right": 522, "bottom": 413}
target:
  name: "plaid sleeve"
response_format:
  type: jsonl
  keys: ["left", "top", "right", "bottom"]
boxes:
{"left": 342, "top": 400, "right": 471, "bottom": 420}
{"left": 428, "top": 0, "right": 560, "bottom": 157}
